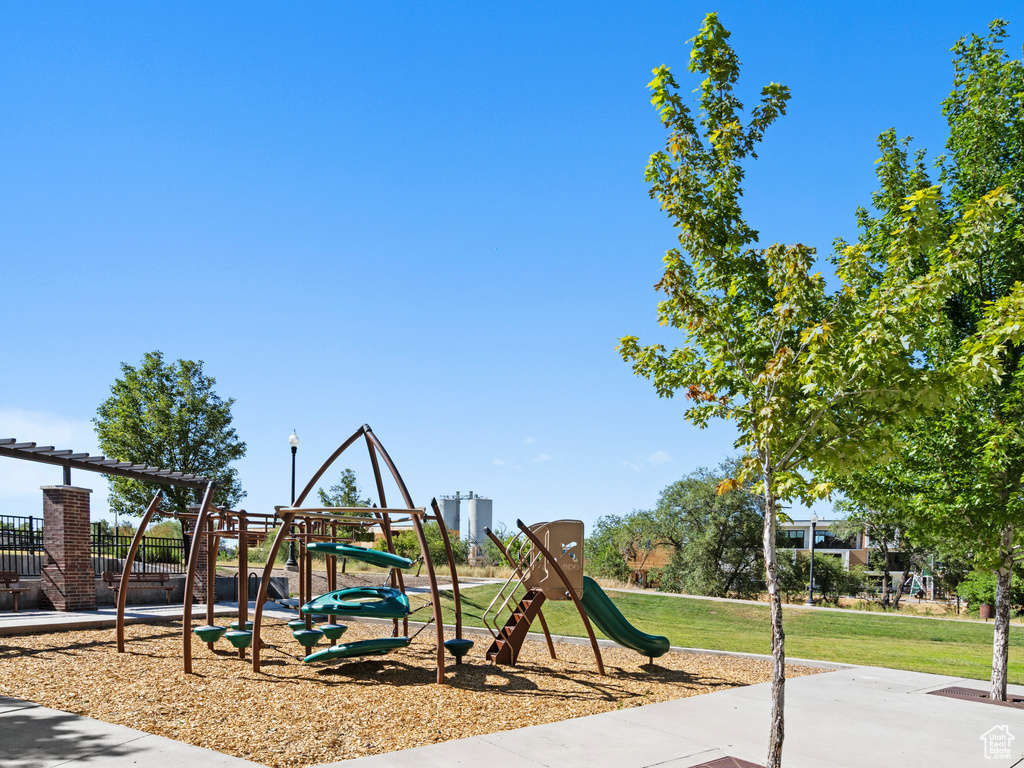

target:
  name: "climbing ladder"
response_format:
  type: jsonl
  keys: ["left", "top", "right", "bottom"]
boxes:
{"left": 482, "top": 526, "right": 542, "bottom": 665}
{"left": 485, "top": 588, "right": 547, "bottom": 664}
{"left": 481, "top": 519, "right": 603, "bottom": 673}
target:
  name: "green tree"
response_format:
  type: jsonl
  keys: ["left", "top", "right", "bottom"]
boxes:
{"left": 917, "top": 20, "right": 1024, "bottom": 703}
{"left": 94, "top": 351, "right": 246, "bottom": 520}
{"left": 374, "top": 522, "right": 467, "bottom": 566}
{"left": 648, "top": 459, "right": 764, "bottom": 598}
{"left": 829, "top": 495, "right": 926, "bottom": 610}
{"left": 480, "top": 522, "right": 517, "bottom": 568}
{"left": 776, "top": 552, "right": 867, "bottom": 606}
{"left": 618, "top": 14, "right": 1010, "bottom": 765}
{"left": 318, "top": 469, "right": 373, "bottom": 541}
{"left": 835, "top": 20, "right": 1024, "bottom": 701}
{"left": 584, "top": 512, "right": 647, "bottom": 582}
{"left": 317, "top": 469, "right": 371, "bottom": 508}
{"left": 957, "top": 567, "right": 1024, "bottom": 612}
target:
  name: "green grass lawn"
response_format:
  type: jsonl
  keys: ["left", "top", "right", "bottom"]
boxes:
{"left": 435, "top": 584, "right": 1024, "bottom": 684}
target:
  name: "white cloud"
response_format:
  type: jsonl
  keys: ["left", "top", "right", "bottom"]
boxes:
{"left": 648, "top": 451, "right": 672, "bottom": 465}
{"left": 623, "top": 460, "right": 644, "bottom": 472}
{"left": 0, "top": 408, "right": 111, "bottom": 519}
{"left": 493, "top": 458, "right": 505, "bottom": 466}
{"left": 532, "top": 454, "right": 553, "bottom": 463}
{"left": 524, "top": 436, "right": 535, "bottom": 444}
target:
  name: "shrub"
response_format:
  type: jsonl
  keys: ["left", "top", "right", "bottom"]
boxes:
{"left": 956, "top": 569, "right": 1024, "bottom": 612}
{"left": 776, "top": 552, "right": 866, "bottom": 605}
{"left": 372, "top": 523, "right": 468, "bottom": 566}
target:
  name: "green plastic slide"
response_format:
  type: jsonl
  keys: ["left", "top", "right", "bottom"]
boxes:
{"left": 579, "top": 576, "right": 670, "bottom": 659}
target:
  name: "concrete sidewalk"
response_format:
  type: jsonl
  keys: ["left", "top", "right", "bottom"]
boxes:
{"left": 0, "top": 601, "right": 297, "bottom": 636}
{"left": 0, "top": 695, "right": 264, "bottom": 768}
{"left": 316, "top": 666, "right": 1024, "bottom": 768}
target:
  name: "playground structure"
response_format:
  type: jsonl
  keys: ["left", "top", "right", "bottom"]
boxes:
{"left": 483, "top": 519, "right": 670, "bottom": 672}
{"left": 1, "top": 426, "right": 668, "bottom": 686}
{"left": 182, "top": 424, "right": 469, "bottom": 684}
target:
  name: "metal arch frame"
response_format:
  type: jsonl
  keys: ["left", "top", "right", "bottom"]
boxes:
{"left": 115, "top": 491, "right": 164, "bottom": 653}
{"left": 251, "top": 424, "right": 463, "bottom": 685}
{"left": 182, "top": 482, "right": 218, "bottom": 673}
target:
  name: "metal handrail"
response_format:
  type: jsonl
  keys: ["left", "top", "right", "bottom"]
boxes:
{"left": 481, "top": 530, "right": 534, "bottom": 637}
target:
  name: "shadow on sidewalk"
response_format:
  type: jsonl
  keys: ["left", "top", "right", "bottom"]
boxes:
{"left": 0, "top": 698, "right": 136, "bottom": 767}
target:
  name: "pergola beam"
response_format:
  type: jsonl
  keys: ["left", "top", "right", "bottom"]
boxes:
{"left": 0, "top": 439, "right": 211, "bottom": 488}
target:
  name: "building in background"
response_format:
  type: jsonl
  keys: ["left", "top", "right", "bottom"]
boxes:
{"left": 438, "top": 491, "right": 492, "bottom": 563}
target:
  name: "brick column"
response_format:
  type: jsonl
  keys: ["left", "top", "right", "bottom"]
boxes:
{"left": 40, "top": 485, "right": 96, "bottom": 611}
{"left": 184, "top": 509, "right": 209, "bottom": 603}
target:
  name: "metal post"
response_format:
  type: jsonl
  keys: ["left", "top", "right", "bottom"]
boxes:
{"left": 285, "top": 438, "right": 298, "bottom": 567}
{"left": 805, "top": 515, "right": 818, "bottom": 607}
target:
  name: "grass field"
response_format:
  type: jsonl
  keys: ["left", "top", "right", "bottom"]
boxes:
{"left": 437, "top": 583, "right": 1024, "bottom": 684}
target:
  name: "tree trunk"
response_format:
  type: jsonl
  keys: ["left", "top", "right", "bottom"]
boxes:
{"left": 891, "top": 555, "right": 912, "bottom": 611}
{"left": 761, "top": 459, "right": 785, "bottom": 768}
{"left": 878, "top": 542, "right": 891, "bottom": 609}
{"left": 991, "top": 524, "right": 1014, "bottom": 702}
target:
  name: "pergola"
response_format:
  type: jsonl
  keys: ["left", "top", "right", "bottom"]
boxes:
{"left": 0, "top": 437, "right": 218, "bottom": 658}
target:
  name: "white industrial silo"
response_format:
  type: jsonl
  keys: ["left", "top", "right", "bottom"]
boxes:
{"left": 466, "top": 495, "right": 492, "bottom": 560}
{"left": 439, "top": 497, "right": 460, "bottom": 535}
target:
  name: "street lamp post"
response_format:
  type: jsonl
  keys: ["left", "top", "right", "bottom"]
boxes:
{"left": 805, "top": 513, "right": 818, "bottom": 607}
{"left": 285, "top": 430, "right": 300, "bottom": 568}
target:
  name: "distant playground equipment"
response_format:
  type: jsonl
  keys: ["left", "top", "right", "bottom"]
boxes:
{"left": 483, "top": 519, "right": 670, "bottom": 673}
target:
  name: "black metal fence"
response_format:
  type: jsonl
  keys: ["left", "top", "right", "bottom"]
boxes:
{"left": 0, "top": 516, "right": 187, "bottom": 577}
{"left": 0, "top": 515, "right": 43, "bottom": 576}
{"left": 90, "top": 526, "right": 187, "bottom": 576}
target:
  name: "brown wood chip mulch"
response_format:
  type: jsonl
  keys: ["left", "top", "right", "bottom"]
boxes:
{"left": 0, "top": 620, "right": 824, "bottom": 768}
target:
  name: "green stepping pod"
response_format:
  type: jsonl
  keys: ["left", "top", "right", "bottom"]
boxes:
{"left": 230, "top": 620, "right": 254, "bottom": 630}
{"left": 293, "top": 629, "right": 324, "bottom": 648}
{"left": 288, "top": 619, "right": 308, "bottom": 630}
{"left": 193, "top": 625, "right": 227, "bottom": 643}
{"left": 444, "top": 638, "right": 474, "bottom": 659}
{"left": 319, "top": 623, "right": 347, "bottom": 641}
{"left": 225, "top": 630, "right": 253, "bottom": 649}
{"left": 304, "top": 636, "right": 411, "bottom": 663}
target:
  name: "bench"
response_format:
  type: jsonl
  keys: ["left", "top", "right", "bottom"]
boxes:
{"left": 102, "top": 571, "right": 176, "bottom": 604}
{"left": 0, "top": 571, "right": 30, "bottom": 612}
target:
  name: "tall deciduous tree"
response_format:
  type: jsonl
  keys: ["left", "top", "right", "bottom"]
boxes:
{"left": 585, "top": 512, "right": 648, "bottom": 583}
{"left": 94, "top": 351, "right": 246, "bottom": 519}
{"left": 318, "top": 468, "right": 373, "bottom": 541}
{"left": 648, "top": 458, "right": 764, "bottom": 598}
{"left": 829, "top": 496, "right": 926, "bottom": 610}
{"left": 317, "top": 469, "right": 371, "bottom": 508}
{"left": 835, "top": 20, "right": 1024, "bottom": 702}
{"left": 619, "top": 14, "right": 1011, "bottom": 766}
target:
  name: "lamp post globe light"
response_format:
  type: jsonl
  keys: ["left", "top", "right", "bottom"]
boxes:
{"left": 285, "top": 430, "right": 300, "bottom": 568}
{"left": 805, "top": 513, "right": 818, "bottom": 607}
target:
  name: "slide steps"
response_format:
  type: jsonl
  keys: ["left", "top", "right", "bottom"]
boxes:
{"left": 486, "top": 588, "right": 546, "bottom": 665}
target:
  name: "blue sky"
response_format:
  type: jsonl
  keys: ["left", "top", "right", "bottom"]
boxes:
{"left": 1, "top": 2, "right": 1020, "bottom": 532}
